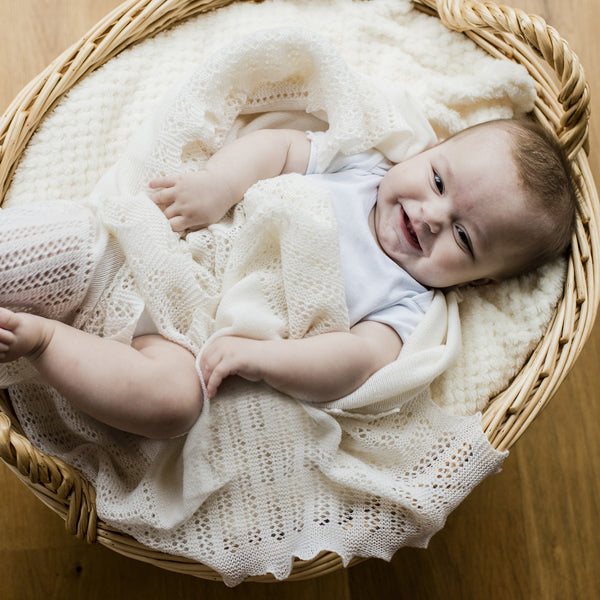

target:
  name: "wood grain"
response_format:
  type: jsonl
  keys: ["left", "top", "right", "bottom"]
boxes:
{"left": 1, "top": 0, "right": 599, "bottom": 598}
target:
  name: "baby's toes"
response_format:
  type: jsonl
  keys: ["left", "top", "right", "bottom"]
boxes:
{"left": 0, "top": 309, "right": 17, "bottom": 357}
{"left": 0, "top": 332, "right": 16, "bottom": 361}
{"left": 0, "top": 328, "right": 15, "bottom": 345}
{"left": 0, "top": 307, "right": 19, "bottom": 332}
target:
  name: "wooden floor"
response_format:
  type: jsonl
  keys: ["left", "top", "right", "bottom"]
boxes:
{"left": 1, "top": 0, "right": 599, "bottom": 598}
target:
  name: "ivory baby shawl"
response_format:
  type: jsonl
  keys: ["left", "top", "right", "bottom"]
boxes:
{"left": 4, "top": 28, "right": 510, "bottom": 585}
{"left": 5, "top": 0, "right": 562, "bottom": 420}
{"left": 7, "top": 0, "right": 560, "bottom": 585}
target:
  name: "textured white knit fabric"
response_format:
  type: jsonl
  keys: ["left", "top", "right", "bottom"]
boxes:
{"left": 0, "top": 202, "right": 102, "bottom": 321}
{"left": 2, "top": 0, "right": 567, "bottom": 585}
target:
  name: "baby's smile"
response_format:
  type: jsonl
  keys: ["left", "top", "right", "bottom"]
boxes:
{"left": 401, "top": 207, "right": 421, "bottom": 251}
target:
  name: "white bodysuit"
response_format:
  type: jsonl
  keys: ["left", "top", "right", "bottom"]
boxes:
{"left": 305, "top": 132, "right": 433, "bottom": 342}
{"left": 134, "top": 134, "right": 434, "bottom": 341}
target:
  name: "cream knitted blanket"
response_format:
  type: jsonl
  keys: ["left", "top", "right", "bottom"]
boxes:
{"left": 3, "top": 0, "right": 567, "bottom": 585}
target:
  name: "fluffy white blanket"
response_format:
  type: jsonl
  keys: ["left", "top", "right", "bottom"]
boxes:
{"left": 4, "top": 0, "right": 566, "bottom": 585}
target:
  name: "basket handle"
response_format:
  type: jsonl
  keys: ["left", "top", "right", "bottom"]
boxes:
{"left": 0, "top": 412, "right": 97, "bottom": 542}
{"left": 412, "top": 0, "right": 591, "bottom": 157}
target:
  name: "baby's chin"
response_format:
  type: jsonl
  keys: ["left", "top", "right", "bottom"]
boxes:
{"left": 397, "top": 265, "right": 455, "bottom": 289}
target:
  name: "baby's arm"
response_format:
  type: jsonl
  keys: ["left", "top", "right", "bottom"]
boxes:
{"left": 200, "top": 321, "right": 403, "bottom": 402}
{"left": 0, "top": 308, "right": 202, "bottom": 438}
{"left": 149, "top": 128, "right": 311, "bottom": 232}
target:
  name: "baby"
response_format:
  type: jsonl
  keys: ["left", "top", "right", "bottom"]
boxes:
{"left": 0, "top": 118, "right": 577, "bottom": 438}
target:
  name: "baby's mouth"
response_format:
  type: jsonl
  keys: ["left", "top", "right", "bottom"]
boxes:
{"left": 401, "top": 208, "right": 421, "bottom": 250}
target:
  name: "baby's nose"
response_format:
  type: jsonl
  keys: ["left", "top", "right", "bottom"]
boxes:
{"left": 422, "top": 200, "right": 447, "bottom": 234}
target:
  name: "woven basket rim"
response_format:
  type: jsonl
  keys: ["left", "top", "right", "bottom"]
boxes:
{"left": 0, "top": 0, "right": 598, "bottom": 583}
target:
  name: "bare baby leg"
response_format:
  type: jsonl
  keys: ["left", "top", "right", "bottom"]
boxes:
{"left": 0, "top": 307, "right": 203, "bottom": 438}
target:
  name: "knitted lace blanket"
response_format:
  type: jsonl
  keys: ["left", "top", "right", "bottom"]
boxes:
{"left": 3, "top": 0, "right": 566, "bottom": 585}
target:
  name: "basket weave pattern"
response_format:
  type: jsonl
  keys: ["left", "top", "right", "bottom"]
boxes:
{"left": 0, "top": 0, "right": 597, "bottom": 582}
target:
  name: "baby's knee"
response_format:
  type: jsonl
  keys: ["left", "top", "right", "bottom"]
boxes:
{"left": 133, "top": 335, "right": 204, "bottom": 438}
{"left": 146, "top": 391, "right": 204, "bottom": 439}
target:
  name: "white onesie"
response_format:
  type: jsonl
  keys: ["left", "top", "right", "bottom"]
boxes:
{"left": 135, "top": 135, "right": 434, "bottom": 341}
{"left": 305, "top": 132, "right": 433, "bottom": 342}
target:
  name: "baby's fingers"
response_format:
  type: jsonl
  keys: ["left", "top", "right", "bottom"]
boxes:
{"left": 200, "top": 337, "right": 264, "bottom": 398}
{"left": 167, "top": 215, "right": 191, "bottom": 233}
{"left": 200, "top": 338, "right": 242, "bottom": 398}
{"left": 200, "top": 355, "right": 227, "bottom": 399}
{"left": 149, "top": 187, "right": 175, "bottom": 208}
{"left": 148, "top": 176, "right": 176, "bottom": 190}
{"left": 205, "top": 370, "right": 225, "bottom": 399}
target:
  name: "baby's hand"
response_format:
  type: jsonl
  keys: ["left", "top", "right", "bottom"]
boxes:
{"left": 199, "top": 336, "right": 264, "bottom": 398}
{"left": 149, "top": 171, "right": 235, "bottom": 232}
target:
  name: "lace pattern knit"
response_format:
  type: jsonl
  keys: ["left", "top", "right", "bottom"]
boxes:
{"left": 1, "top": 0, "right": 565, "bottom": 585}
{"left": 0, "top": 202, "right": 104, "bottom": 321}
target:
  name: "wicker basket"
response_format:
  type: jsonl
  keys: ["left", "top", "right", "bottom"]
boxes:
{"left": 0, "top": 0, "right": 597, "bottom": 583}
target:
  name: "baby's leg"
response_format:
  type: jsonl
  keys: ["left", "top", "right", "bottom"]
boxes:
{"left": 0, "top": 202, "right": 122, "bottom": 322}
{"left": 0, "top": 307, "right": 202, "bottom": 438}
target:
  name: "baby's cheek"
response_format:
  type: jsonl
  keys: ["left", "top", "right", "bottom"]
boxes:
{"left": 421, "top": 252, "right": 465, "bottom": 288}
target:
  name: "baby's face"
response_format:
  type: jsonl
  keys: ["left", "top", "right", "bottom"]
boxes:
{"left": 373, "top": 126, "right": 539, "bottom": 288}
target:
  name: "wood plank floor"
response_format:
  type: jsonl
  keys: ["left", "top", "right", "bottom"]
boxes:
{"left": 1, "top": 0, "right": 599, "bottom": 598}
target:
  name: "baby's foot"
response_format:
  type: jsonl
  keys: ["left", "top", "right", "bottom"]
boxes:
{"left": 0, "top": 307, "right": 54, "bottom": 363}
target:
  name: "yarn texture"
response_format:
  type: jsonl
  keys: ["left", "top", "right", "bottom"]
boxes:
{"left": 1, "top": 0, "right": 566, "bottom": 585}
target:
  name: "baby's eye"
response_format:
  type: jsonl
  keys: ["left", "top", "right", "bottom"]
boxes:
{"left": 455, "top": 225, "right": 473, "bottom": 255}
{"left": 455, "top": 225, "right": 474, "bottom": 256}
{"left": 433, "top": 169, "right": 444, "bottom": 194}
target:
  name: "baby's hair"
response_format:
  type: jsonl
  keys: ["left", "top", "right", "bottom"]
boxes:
{"left": 454, "top": 117, "right": 578, "bottom": 278}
